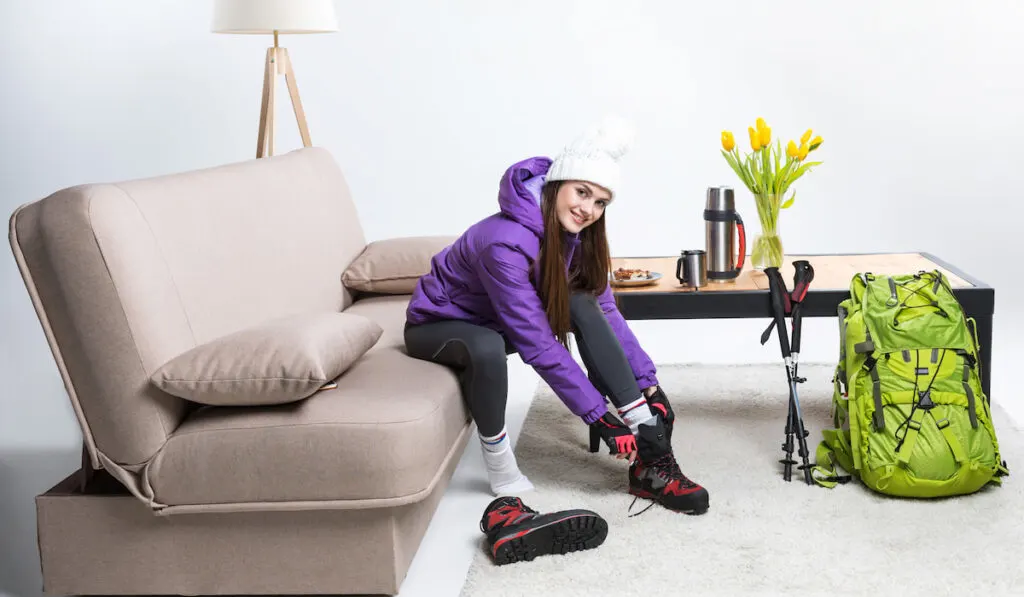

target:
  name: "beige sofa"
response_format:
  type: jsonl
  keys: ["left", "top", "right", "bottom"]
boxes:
{"left": 8, "top": 147, "right": 469, "bottom": 595}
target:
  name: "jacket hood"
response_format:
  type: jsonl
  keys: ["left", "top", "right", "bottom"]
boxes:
{"left": 497, "top": 156, "right": 552, "bottom": 239}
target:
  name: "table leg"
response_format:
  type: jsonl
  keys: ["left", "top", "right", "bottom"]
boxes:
{"left": 972, "top": 313, "right": 992, "bottom": 401}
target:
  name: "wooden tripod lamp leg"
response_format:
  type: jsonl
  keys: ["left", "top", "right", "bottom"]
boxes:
{"left": 256, "top": 44, "right": 312, "bottom": 158}
{"left": 282, "top": 48, "right": 312, "bottom": 148}
{"left": 256, "top": 47, "right": 277, "bottom": 158}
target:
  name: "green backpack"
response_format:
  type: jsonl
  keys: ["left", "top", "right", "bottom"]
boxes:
{"left": 812, "top": 269, "right": 1010, "bottom": 496}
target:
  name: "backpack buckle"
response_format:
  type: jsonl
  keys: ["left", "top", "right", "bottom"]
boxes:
{"left": 918, "top": 390, "right": 935, "bottom": 410}
{"left": 954, "top": 349, "right": 977, "bottom": 368}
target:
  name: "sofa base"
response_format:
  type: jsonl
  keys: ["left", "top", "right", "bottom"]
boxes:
{"left": 35, "top": 426, "right": 471, "bottom": 596}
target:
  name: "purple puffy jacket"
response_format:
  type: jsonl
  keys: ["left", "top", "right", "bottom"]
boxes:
{"left": 405, "top": 156, "right": 658, "bottom": 423}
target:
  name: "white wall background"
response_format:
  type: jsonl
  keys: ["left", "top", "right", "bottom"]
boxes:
{"left": 2, "top": 1, "right": 1023, "bottom": 596}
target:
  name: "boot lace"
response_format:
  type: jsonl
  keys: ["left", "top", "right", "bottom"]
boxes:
{"left": 628, "top": 453, "right": 699, "bottom": 518}
{"left": 650, "top": 453, "right": 699, "bottom": 489}
{"left": 480, "top": 497, "right": 538, "bottom": 532}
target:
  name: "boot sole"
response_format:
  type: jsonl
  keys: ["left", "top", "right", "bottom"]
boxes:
{"left": 629, "top": 487, "right": 710, "bottom": 515}
{"left": 491, "top": 514, "right": 608, "bottom": 565}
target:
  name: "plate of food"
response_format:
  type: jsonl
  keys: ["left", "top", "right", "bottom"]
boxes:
{"left": 610, "top": 267, "right": 662, "bottom": 287}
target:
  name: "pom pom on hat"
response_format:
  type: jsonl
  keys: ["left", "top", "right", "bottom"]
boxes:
{"left": 587, "top": 113, "right": 635, "bottom": 160}
{"left": 546, "top": 114, "right": 635, "bottom": 197}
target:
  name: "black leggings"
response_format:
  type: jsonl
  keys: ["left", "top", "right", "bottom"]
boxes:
{"left": 404, "top": 291, "right": 642, "bottom": 437}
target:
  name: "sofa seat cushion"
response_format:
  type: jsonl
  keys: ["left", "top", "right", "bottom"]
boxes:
{"left": 145, "top": 297, "right": 472, "bottom": 506}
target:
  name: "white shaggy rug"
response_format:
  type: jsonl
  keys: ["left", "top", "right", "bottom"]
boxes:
{"left": 459, "top": 363, "right": 1024, "bottom": 597}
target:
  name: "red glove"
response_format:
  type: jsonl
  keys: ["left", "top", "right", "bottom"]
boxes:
{"left": 590, "top": 412, "right": 637, "bottom": 456}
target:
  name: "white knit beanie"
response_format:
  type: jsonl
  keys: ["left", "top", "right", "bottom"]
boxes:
{"left": 546, "top": 115, "right": 635, "bottom": 197}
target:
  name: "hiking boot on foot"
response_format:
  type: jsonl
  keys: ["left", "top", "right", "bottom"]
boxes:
{"left": 479, "top": 496, "right": 608, "bottom": 565}
{"left": 588, "top": 389, "right": 674, "bottom": 454}
{"left": 628, "top": 419, "right": 709, "bottom": 515}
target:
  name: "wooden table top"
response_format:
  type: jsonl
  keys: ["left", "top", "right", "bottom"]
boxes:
{"left": 610, "top": 252, "right": 973, "bottom": 294}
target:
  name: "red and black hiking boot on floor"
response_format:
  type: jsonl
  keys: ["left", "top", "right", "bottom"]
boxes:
{"left": 479, "top": 496, "right": 608, "bottom": 565}
{"left": 628, "top": 419, "right": 709, "bottom": 515}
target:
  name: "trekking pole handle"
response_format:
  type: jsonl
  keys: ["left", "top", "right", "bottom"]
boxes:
{"left": 789, "top": 260, "right": 814, "bottom": 355}
{"left": 791, "top": 260, "right": 814, "bottom": 304}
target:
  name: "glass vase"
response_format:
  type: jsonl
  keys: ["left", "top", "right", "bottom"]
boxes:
{"left": 751, "top": 192, "right": 784, "bottom": 270}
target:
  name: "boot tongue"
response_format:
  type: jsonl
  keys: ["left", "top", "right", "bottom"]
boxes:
{"left": 481, "top": 497, "right": 536, "bottom": 535}
{"left": 499, "top": 496, "right": 523, "bottom": 508}
{"left": 493, "top": 496, "right": 537, "bottom": 519}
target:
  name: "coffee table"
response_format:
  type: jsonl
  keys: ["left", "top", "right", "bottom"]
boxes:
{"left": 610, "top": 252, "right": 995, "bottom": 399}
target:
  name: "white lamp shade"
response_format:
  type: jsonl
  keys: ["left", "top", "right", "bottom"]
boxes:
{"left": 212, "top": 0, "right": 338, "bottom": 34}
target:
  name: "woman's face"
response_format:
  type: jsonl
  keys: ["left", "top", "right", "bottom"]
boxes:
{"left": 553, "top": 180, "right": 612, "bottom": 234}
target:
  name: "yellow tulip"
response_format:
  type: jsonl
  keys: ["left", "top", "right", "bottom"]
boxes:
{"left": 810, "top": 135, "right": 823, "bottom": 150}
{"left": 798, "top": 142, "right": 809, "bottom": 161}
{"left": 749, "top": 127, "right": 761, "bottom": 151}
{"left": 759, "top": 126, "right": 771, "bottom": 147}
{"left": 786, "top": 140, "right": 798, "bottom": 158}
{"left": 801, "top": 129, "right": 813, "bottom": 144}
{"left": 756, "top": 117, "right": 767, "bottom": 132}
{"left": 721, "top": 131, "right": 735, "bottom": 152}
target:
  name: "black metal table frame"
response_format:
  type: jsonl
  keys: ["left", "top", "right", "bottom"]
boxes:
{"left": 613, "top": 252, "right": 995, "bottom": 400}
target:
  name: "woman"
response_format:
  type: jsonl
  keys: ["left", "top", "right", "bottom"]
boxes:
{"left": 404, "top": 119, "right": 709, "bottom": 515}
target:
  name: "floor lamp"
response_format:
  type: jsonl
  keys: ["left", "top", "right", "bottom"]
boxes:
{"left": 212, "top": 0, "right": 337, "bottom": 158}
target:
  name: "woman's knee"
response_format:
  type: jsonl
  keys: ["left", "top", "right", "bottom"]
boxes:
{"left": 425, "top": 329, "right": 508, "bottom": 375}
{"left": 569, "top": 291, "right": 604, "bottom": 327}
{"left": 460, "top": 331, "right": 510, "bottom": 370}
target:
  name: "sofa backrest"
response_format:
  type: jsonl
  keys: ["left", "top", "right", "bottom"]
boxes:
{"left": 8, "top": 148, "right": 367, "bottom": 467}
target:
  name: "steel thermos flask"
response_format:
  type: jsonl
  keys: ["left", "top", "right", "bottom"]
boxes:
{"left": 703, "top": 186, "right": 746, "bottom": 282}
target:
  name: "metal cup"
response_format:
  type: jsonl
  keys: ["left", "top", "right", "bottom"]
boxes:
{"left": 675, "top": 250, "right": 707, "bottom": 288}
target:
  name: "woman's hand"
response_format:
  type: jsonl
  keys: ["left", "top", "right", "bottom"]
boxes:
{"left": 590, "top": 412, "right": 638, "bottom": 463}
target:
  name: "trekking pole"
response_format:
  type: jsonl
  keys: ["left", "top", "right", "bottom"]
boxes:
{"left": 763, "top": 267, "right": 797, "bottom": 481}
{"left": 788, "top": 261, "right": 815, "bottom": 486}
{"left": 788, "top": 260, "right": 815, "bottom": 383}
{"left": 763, "top": 266, "right": 814, "bottom": 485}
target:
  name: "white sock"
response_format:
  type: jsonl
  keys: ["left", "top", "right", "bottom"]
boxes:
{"left": 618, "top": 396, "right": 658, "bottom": 433}
{"left": 479, "top": 428, "right": 534, "bottom": 496}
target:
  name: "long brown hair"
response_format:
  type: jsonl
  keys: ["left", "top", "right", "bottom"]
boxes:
{"left": 536, "top": 180, "right": 613, "bottom": 348}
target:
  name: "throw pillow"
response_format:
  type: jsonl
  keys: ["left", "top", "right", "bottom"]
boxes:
{"left": 341, "top": 235, "right": 454, "bottom": 294}
{"left": 150, "top": 311, "right": 382, "bottom": 406}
